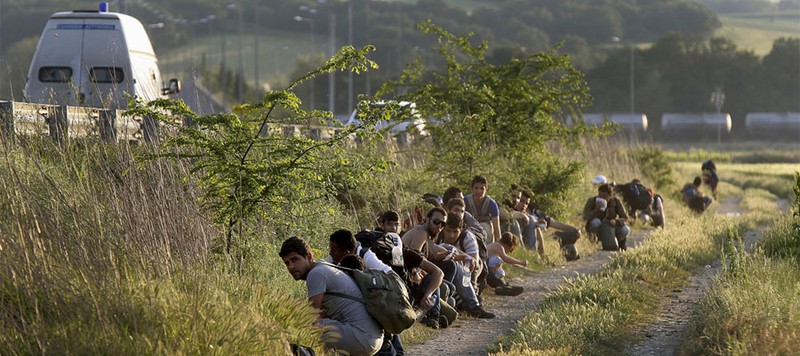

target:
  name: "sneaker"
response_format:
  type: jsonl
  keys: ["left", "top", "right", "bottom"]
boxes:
{"left": 438, "top": 315, "right": 450, "bottom": 329}
{"left": 420, "top": 315, "right": 440, "bottom": 329}
{"left": 464, "top": 306, "right": 496, "bottom": 319}
{"left": 494, "top": 285, "right": 524, "bottom": 296}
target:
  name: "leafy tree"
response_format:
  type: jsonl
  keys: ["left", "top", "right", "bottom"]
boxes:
{"left": 761, "top": 38, "right": 800, "bottom": 112}
{"left": 378, "top": 21, "right": 608, "bottom": 214}
{"left": 128, "top": 45, "right": 383, "bottom": 256}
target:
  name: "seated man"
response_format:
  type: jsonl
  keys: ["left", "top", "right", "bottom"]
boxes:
{"left": 500, "top": 186, "right": 528, "bottom": 239}
{"left": 327, "top": 229, "right": 392, "bottom": 273}
{"left": 279, "top": 236, "right": 383, "bottom": 355}
{"left": 682, "top": 176, "right": 713, "bottom": 213}
{"left": 516, "top": 189, "right": 581, "bottom": 256}
{"left": 614, "top": 178, "right": 654, "bottom": 225}
{"left": 436, "top": 212, "right": 483, "bottom": 294}
{"left": 464, "top": 175, "right": 502, "bottom": 243}
{"left": 582, "top": 186, "right": 608, "bottom": 240}
{"left": 443, "top": 186, "right": 487, "bottom": 242}
{"left": 402, "top": 207, "right": 495, "bottom": 319}
{"left": 375, "top": 210, "right": 451, "bottom": 330}
{"left": 443, "top": 197, "right": 489, "bottom": 295}
{"left": 583, "top": 184, "right": 630, "bottom": 250}
{"left": 602, "top": 184, "right": 631, "bottom": 250}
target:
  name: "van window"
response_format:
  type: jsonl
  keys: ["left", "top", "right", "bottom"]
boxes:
{"left": 90, "top": 67, "right": 125, "bottom": 83}
{"left": 38, "top": 67, "right": 72, "bottom": 82}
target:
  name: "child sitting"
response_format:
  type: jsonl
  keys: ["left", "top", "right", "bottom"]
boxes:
{"left": 485, "top": 232, "right": 528, "bottom": 295}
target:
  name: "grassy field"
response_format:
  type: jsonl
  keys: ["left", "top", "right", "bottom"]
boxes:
{"left": 491, "top": 143, "right": 797, "bottom": 355}
{"left": 150, "top": 6, "right": 800, "bottom": 94}
{"left": 681, "top": 175, "right": 800, "bottom": 354}
{"left": 717, "top": 10, "right": 800, "bottom": 56}
{"left": 156, "top": 30, "right": 326, "bottom": 90}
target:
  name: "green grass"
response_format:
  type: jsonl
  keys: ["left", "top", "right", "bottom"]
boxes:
{"left": 717, "top": 11, "right": 800, "bottom": 56}
{"left": 682, "top": 218, "right": 800, "bottom": 355}
{"left": 681, "top": 172, "right": 800, "bottom": 354}
{"left": 492, "top": 154, "right": 794, "bottom": 355}
{"left": 0, "top": 137, "right": 327, "bottom": 354}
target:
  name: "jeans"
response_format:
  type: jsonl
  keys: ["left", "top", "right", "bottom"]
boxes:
{"left": 434, "top": 260, "right": 480, "bottom": 309}
{"left": 522, "top": 214, "right": 540, "bottom": 250}
{"left": 375, "top": 333, "right": 405, "bottom": 356}
{"left": 410, "top": 273, "right": 441, "bottom": 316}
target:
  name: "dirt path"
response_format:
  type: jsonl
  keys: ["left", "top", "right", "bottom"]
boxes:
{"left": 407, "top": 195, "right": 783, "bottom": 355}
{"left": 624, "top": 196, "right": 781, "bottom": 356}
{"left": 404, "top": 231, "right": 653, "bottom": 355}
{"left": 623, "top": 228, "right": 762, "bottom": 356}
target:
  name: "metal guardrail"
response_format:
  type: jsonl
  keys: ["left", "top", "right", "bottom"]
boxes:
{"left": 0, "top": 101, "right": 145, "bottom": 142}
{"left": 0, "top": 101, "right": 411, "bottom": 147}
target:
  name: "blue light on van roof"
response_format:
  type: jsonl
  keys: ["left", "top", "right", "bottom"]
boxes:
{"left": 99, "top": 2, "right": 109, "bottom": 12}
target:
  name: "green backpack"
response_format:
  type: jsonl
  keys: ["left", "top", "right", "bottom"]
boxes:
{"left": 322, "top": 262, "right": 417, "bottom": 334}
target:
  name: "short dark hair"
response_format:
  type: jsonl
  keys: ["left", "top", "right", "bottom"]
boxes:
{"left": 598, "top": 183, "right": 612, "bottom": 194}
{"left": 378, "top": 210, "right": 400, "bottom": 223}
{"left": 427, "top": 206, "right": 447, "bottom": 219}
{"left": 471, "top": 175, "right": 488, "bottom": 188}
{"left": 693, "top": 176, "right": 702, "bottom": 186}
{"left": 445, "top": 197, "right": 466, "bottom": 210}
{"left": 442, "top": 186, "right": 462, "bottom": 205}
{"left": 445, "top": 212, "right": 463, "bottom": 229}
{"left": 329, "top": 229, "right": 357, "bottom": 251}
{"left": 279, "top": 236, "right": 311, "bottom": 257}
{"left": 339, "top": 254, "right": 365, "bottom": 270}
{"left": 521, "top": 189, "right": 534, "bottom": 200}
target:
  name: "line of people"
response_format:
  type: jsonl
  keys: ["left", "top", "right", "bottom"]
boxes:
{"left": 280, "top": 174, "right": 677, "bottom": 355}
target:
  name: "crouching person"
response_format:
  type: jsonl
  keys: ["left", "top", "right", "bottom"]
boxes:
{"left": 485, "top": 232, "right": 528, "bottom": 294}
{"left": 280, "top": 236, "right": 383, "bottom": 356}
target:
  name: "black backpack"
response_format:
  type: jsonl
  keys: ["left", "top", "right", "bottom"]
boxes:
{"left": 355, "top": 230, "right": 404, "bottom": 268}
{"left": 702, "top": 160, "right": 716, "bottom": 172}
{"left": 621, "top": 182, "right": 653, "bottom": 211}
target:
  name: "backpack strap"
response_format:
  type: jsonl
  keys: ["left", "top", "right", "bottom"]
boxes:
{"left": 318, "top": 261, "right": 366, "bottom": 303}
{"left": 466, "top": 194, "right": 492, "bottom": 223}
{"left": 456, "top": 230, "right": 467, "bottom": 252}
{"left": 358, "top": 246, "right": 369, "bottom": 259}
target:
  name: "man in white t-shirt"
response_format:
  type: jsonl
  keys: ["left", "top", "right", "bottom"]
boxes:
{"left": 280, "top": 236, "right": 383, "bottom": 355}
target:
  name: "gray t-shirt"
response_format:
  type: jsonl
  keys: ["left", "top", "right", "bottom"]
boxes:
{"left": 307, "top": 262, "right": 382, "bottom": 334}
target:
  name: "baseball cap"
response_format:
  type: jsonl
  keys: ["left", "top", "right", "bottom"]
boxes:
{"left": 592, "top": 175, "right": 608, "bottom": 185}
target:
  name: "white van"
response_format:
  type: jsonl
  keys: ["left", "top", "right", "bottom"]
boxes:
{"left": 23, "top": 3, "right": 179, "bottom": 110}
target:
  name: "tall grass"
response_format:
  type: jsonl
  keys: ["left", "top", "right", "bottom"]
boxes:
{"left": 492, "top": 145, "right": 791, "bottom": 354}
{"left": 0, "top": 136, "right": 322, "bottom": 353}
{"left": 681, "top": 172, "right": 800, "bottom": 354}
{"left": 494, "top": 206, "right": 745, "bottom": 355}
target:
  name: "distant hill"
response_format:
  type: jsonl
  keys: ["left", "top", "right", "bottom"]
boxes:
{"left": 716, "top": 10, "right": 800, "bottom": 55}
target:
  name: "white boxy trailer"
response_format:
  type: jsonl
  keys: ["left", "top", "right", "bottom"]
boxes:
{"left": 23, "top": 3, "right": 179, "bottom": 110}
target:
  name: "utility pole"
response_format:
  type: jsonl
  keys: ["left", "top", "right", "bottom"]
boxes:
{"left": 347, "top": 1, "right": 353, "bottom": 115}
{"left": 254, "top": 3, "right": 259, "bottom": 91}
{"left": 237, "top": 3, "right": 244, "bottom": 102}
{"left": 328, "top": 10, "right": 336, "bottom": 114}
{"left": 628, "top": 44, "right": 635, "bottom": 113}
